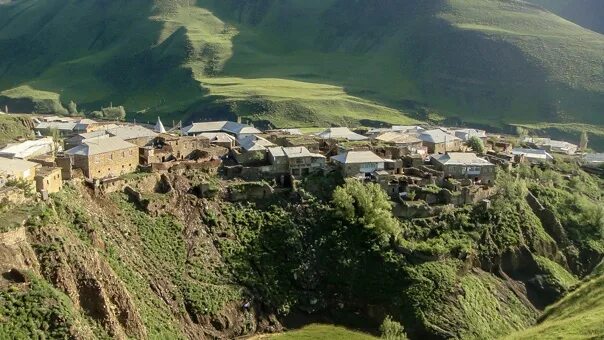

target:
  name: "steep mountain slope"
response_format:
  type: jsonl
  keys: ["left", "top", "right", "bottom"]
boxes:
{"left": 506, "top": 263, "right": 604, "bottom": 339}
{"left": 0, "top": 0, "right": 602, "bottom": 129}
{"left": 527, "top": 0, "right": 604, "bottom": 34}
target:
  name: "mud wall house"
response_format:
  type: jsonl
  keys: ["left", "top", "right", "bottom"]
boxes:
{"left": 418, "top": 129, "right": 463, "bottom": 154}
{"left": 35, "top": 167, "right": 63, "bottom": 194}
{"left": 65, "top": 137, "right": 139, "bottom": 179}
{"left": 430, "top": 152, "right": 497, "bottom": 184}
{"left": 142, "top": 134, "right": 211, "bottom": 164}
{"left": 331, "top": 151, "right": 386, "bottom": 177}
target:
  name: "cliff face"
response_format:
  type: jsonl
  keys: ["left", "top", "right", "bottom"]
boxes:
{"left": 0, "top": 169, "right": 599, "bottom": 339}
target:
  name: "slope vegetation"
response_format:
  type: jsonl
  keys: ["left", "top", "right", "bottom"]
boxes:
{"left": 506, "top": 267, "right": 604, "bottom": 339}
{"left": 528, "top": 0, "right": 604, "bottom": 34}
{"left": 0, "top": 0, "right": 602, "bottom": 129}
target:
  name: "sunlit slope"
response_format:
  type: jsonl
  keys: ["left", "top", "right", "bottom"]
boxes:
{"left": 0, "top": 0, "right": 602, "bottom": 127}
{"left": 505, "top": 271, "right": 604, "bottom": 339}
{"left": 528, "top": 0, "right": 604, "bottom": 34}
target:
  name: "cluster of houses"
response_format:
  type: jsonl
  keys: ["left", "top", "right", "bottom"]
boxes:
{"left": 0, "top": 115, "right": 587, "bottom": 205}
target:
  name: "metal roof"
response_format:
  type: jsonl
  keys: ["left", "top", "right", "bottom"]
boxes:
{"left": 0, "top": 138, "right": 54, "bottom": 159}
{"left": 317, "top": 127, "right": 368, "bottom": 141}
{"left": 431, "top": 152, "right": 493, "bottom": 166}
{"left": 331, "top": 151, "right": 385, "bottom": 164}
{"left": 418, "top": 129, "right": 461, "bottom": 144}
{"left": 65, "top": 136, "right": 137, "bottom": 156}
{"left": 182, "top": 121, "right": 261, "bottom": 135}
{"left": 107, "top": 125, "right": 157, "bottom": 140}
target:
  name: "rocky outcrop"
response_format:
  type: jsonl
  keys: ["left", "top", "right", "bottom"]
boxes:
{"left": 0, "top": 227, "right": 39, "bottom": 287}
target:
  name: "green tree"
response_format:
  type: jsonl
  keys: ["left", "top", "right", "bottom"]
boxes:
{"left": 380, "top": 315, "right": 408, "bottom": 340}
{"left": 467, "top": 136, "right": 486, "bottom": 154}
{"left": 67, "top": 101, "right": 78, "bottom": 116}
{"left": 332, "top": 179, "right": 400, "bottom": 245}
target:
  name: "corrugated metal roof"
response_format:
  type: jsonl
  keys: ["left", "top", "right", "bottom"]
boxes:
{"left": 317, "top": 127, "right": 368, "bottom": 141}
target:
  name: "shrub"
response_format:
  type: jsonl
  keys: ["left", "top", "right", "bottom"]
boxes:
{"left": 380, "top": 315, "right": 408, "bottom": 340}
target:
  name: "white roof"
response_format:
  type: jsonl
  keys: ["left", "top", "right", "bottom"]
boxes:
{"left": 317, "top": 127, "right": 368, "bottom": 141}
{"left": 154, "top": 117, "right": 166, "bottom": 133}
{"left": 268, "top": 147, "right": 286, "bottom": 158}
{"left": 74, "top": 119, "right": 98, "bottom": 131}
{"left": 418, "top": 129, "right": 461, "bottom": 144}
{"left": 331, "top": 151, "right": 384, "bottom": 164}
{"left": 65, "top": 136, "right": 137, "bottom": 156}
{"left": 107, "top": 125, "right": 157, "bottom": 140}
{"left": 367, "top": 125, "right": 424, "bottom": 134}
{"left": 182, "top": 121, "right": 261, "bottom": 135}
{"left": 584, "top": 153, "right": 604, "bottom": 164}
{"left": 35, "top": 121, "right": 77, "bottom": 131}
{"left": 512, "top": 148, "right": 553, "bottom": 160}
{"left": 0, "top": 138, "right": 54, "bottom": 159}
{"left": 199, "top": 132, "right": 236, "bottom": 143}
{"left": 0, "top": 158, "right": 39, "bottom": 176}
{"left": 431, "top": 152, "right": 493, "bottom": 166}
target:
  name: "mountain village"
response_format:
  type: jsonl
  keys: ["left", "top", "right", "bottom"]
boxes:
{"left": 0, "top": 113, "right": 600, "bottom": 217}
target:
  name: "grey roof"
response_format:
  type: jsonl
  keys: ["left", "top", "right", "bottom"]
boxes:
{"left": 35, "top": 122, "right": 77, "bottom": 131}
{"left": 418, "top": 129, "right": 461, "bottom": 144}
{"left": 107, "top": 125, "right": 157, "bottom": 140}
{"left": 317, "top": 127, "right": 368, "bottom": 141}
{"left": 74, "top": 119, "right": 98, "bottom": 131}
{"left": 65, "top": 136, "right": 137, "bottom": 156}
{"left": 268, "top": 147, "right": 286, "bottom": 158}
{"left": 453, "top": 128, "right": 487, "bottom": 141}
{"left": 331, "top": 151, "right": 384, "bottom": 164}
{"left": 584, "top": 153, "right": 604, "bottom": 164}
{"left": 182, "top": 121, "right": 261, "bottom": 135}
{"left": 282, "top": 146, "right": 325, "bottom": 159}
{"left": 431, "top": 153, "right": 493, "bottom": 166}
{"left": 0, "top": 158, "right": 39, "bottom": 176}
{"left": 238, "top": 135, "right": 274, "bottom": 151}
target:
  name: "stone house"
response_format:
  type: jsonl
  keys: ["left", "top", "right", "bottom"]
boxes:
{"left": 232, "top": 135, "right": 275, "bottom": 166}
{"left": 199, "top": 132, "right": 237, "bottom": 149}
{"left": 418, "top": 129, "right": 463, "bottom": 154}
{"left": 331, "top": 151, "right": 386, "bottom": 177}
{"left": 141, "top": 134, "right": 210, "bottom": 164}
{"left": 65, "top": 137, "right": 139, "bottom": 179}
{"left": 268, "top": 146, "right": 326, "bottom": 176}
{"left": 430, "top": 152, "right": 496, "bottom": 184}
{"left": 35, "top": 167, "right": 63, "bottom": 194}
{"left": 512, "top": 148, "right": 553, "bottom": 164}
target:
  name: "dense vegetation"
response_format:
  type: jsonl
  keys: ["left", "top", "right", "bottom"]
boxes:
{"left": 0, "top": 0, "right": 602, "bottom": 137}
{"left": 0, "top": 158, "right": 602, "bottom": 338}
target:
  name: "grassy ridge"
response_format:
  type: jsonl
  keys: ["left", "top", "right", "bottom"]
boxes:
{"left": 505, "top": 271, "right": 604, "bottom": 339}
{"left": 262, "top": 324, "right": 377, "bottom": 340}
{"left": 0, "top": 0, "right": 602, "bottom": 129}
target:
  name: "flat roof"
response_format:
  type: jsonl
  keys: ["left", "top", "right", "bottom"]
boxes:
{"left": 331, "top": 151, "right": 384, "bottom": 164}
{"left": 431, "top": 152, "right": 493, "bottom": 166}
{"left": 0, "top": 158, "right": 39, "bottom": 175}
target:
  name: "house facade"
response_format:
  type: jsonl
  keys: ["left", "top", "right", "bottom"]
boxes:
{"left": 331, "top": 151, "right": 386, "bottom": 177}
{"left": 65, "top": 137, "right": 139, "bottom": 179}
{"left": 419, "top": 129, "right": 463, "bottom": 154}
{"left": 430, "top": 153, "right": 496, "bottom": 184}
{"left": 35, "top": 167, "right": 63, "bottom": 194}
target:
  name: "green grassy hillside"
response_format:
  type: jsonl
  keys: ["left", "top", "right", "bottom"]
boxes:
{"left": 528, "top": 0, "right": 604, "bottom": 34}
{"left": 505, "top": 269, "right": 604, "bottom": 339}
{"left": 0, "top": 0, "right": 602, "bottom": 129}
